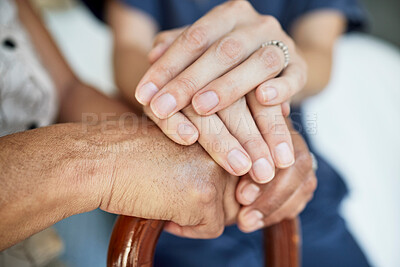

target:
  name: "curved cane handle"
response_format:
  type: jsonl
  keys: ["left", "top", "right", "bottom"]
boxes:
{"left": 108, "top": 216, "right": 300, "bottom": 267}
{"left": 107, "top": 216, "right": 165, "bottom": 267}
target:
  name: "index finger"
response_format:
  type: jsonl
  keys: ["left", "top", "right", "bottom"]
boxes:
{"left": 135, "top": 1, "right": 256, "bottom": 105}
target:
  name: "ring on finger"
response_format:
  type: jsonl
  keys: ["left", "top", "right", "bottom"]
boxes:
{"left": 261, "top": 40, "right": 290, "bottom": 69}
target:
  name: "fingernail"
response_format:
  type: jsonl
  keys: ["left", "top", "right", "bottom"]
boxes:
{"left": 274, "top": 142, "right": 295, "bottom": 167}
{"left": 243, "top": 210, "right": 264, "bottom": 230}
{"left": 261, "top": 86, "right": 278, "bottom": 103}
{"left": 242, "top": 183, "right": 260, "bottom": 204}
{"left": 227, "top": 149, "right": 252, "bottom": 174}
{"left": 193, "top": 91, "right": 219, "bottom": 114}
{"left": 252, "top": 158, "right": 275, "bottom": 183}
{"left": 177, "top": 123, "right": 198, "bottom": 144}
{"left": 152, "top": 93, "right": 177, "bottom": 118}
{"left": 137, "top": 82, "right": 159, "bottom": 104}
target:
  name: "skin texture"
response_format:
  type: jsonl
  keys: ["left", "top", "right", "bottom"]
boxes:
{"left": 98, "top": 120, "right": 239, "bottom": 239}
{"left": 0, "top": 120, "right": 239, "bottom": 250}
{"left": 116, "top": 1, "right": 299, "bottom": 181}
{"left": 108, "top": 1, "right": 345, "bottom": 185}
{"left": 0, "top": 0, "right": 240, "bottom": 250}
{"left": 0, "top": 123, "right": 105, "bottom": 250}
{"left": 0, "top": 0, "right": 321, "bottom": 249}
{"left": 107, "top": 0, "right": 338, "bottom": 231}
{"left": 236, "top": 125, "right": 317, "bottom": 232}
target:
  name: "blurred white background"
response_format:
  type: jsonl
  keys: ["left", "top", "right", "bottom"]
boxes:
{"left": 38, "top": 2, "right": 400, "bottom": 267}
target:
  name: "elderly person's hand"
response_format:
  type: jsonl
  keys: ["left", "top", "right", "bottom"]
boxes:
{"left": 135, "top": 1, "right": 307, "bottom": 183}
{"left": 235, "top": 123, "right": 317, "bottom": 232}
{"left": 98, "top": 120, "right": 240, "bottom": 239}
{"left": 0, "top": 119, "right": 240, "bottom": 249}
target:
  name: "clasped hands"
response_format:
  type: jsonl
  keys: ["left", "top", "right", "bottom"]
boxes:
{"left": 112, "top": 1, "right": 315, "bottom": 237}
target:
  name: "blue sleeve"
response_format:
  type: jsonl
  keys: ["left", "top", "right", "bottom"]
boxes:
{"left": 287, "top": 0, "right": 367, "bottom": 32}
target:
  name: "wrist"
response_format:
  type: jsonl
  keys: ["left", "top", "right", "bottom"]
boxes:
{"left": 24, "top": 122, "right": 116, "bottom": 216}
{"left": 56, "top": 123, "right": 119, "bottom": 214}
{"left": 0, "top": 124, "right": 110, "bottom": 248}
{"left": 75, "top": 119, "right": 146, "bottom": 214}
{"left": 35, "top": 123, "right": 110, "bottom": 216}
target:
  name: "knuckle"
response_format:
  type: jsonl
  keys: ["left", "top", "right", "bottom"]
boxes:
{"left": 260, "top": 15, "right": 281, "bottom": 29}
{"left": 188, "top": 180, "right": 218, "bottom": 206}
{"left": 283, "top": 36, "right": 295, "bottom": 50}
{"left": 263, "top": 196, "right": 282, "bottom": 213}
{"left": 172, "top": 213, "right": 199, "bottom": 227}
{"left": 169, "top": 214, "right": 194, "bottom": 226}
{"left": 174, "top": 183, "right": 218, "bottom": 227}
{"left": 170, "top": 202, "right": 204, "bottom": 226}
{"left": 174, "top": 76, "right": 199, "bottom": 96}
{"left": 154, "top": 64, "right": 176, "bottom": 81}
{"left": 206, "top": 223, "right": 225, "bottom": 238}
{"left": 264, "top": 120, "right": 287, "bottom": 136}
{"left": 226, "top": 0, "right": 252, "bottom": 11}
{"left": 304, "top": 176, "right": 318, "bottom": 193}
{"left": 181, "top": 25, "right": 208, "bottom": 53}
{"left": 215, "top": 37, "right": 245, "bottom": 65}
{"left": 258, "top": 47, "right": 283, "bottom": 74}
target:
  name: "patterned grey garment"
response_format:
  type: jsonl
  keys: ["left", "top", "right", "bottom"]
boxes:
{"left": 0, "top": 0, "right": 58, "bottom": 137}
{"left": 0, "top": 0, "right": 63, "bottom": 266}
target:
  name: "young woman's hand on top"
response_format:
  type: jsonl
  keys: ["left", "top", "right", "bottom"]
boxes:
{"left": 135, "top": 1, "right": 307, "bottom": 183}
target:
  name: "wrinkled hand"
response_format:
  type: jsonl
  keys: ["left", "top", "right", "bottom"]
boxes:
{"left": 235, "top": 125, "right": 317, "bottom": 232}
{"left": 98, "top": 120, "right": 239, "bottom": 238}
{"left": 136, "top": 1, "right": 307, "bottom": 183}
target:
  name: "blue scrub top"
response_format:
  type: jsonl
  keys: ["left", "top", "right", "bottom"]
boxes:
{"left": 117, "top": 0, "right": 365, "bottom": 32}
{"left": 83, "top": 0, "right": 366, "bottom": 33}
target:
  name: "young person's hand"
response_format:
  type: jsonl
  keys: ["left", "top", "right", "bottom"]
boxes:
{"left": 138, "top": 1, "right": 306, "bottom": 114}
{"left": 135, "top": 1, "right": 307, "bottom": 183}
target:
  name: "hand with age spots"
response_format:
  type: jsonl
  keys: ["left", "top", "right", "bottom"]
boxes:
{"left": 0, "top": 119, "right": 240, "bottom": 249}
{"left": 96, "top": 120, "right": 240, "bottom": 239}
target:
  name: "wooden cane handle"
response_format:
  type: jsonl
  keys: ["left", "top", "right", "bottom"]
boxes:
{"left": 264, "top": 218, "right": 301, "bottom": 267}
{"left": 107, "top": 216, "right": 300, "bottom": 267}
{"left": 107, "top": 216, "right": 165, "bottom": 267}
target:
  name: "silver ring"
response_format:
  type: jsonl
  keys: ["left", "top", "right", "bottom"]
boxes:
{"left": 261, "top": 40, "right": 290, "bottom": 69}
